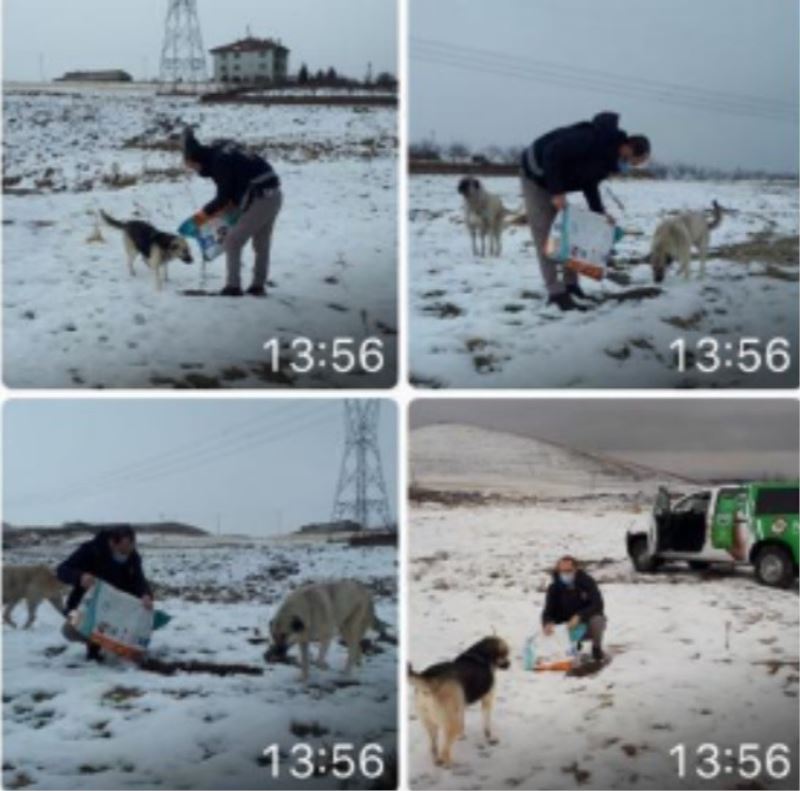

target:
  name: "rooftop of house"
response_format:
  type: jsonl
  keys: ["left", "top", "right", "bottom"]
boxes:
{"left": 210, "top": 36, "right": 289, "bottom": 55}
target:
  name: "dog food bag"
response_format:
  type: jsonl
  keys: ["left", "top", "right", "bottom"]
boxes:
{"left": 178, "top": 207, "right": 241, "bottom": 262}
{"left": 71, "top": 580, "right": 154, "bottom": 658}
{"left": 525, "top": 625, "right": 581, "bottom": 671}
{"left": 547, "top": 205, "right": 620, "bottom": 280}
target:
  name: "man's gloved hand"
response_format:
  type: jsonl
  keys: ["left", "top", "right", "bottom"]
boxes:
{"left": 80, "top": 573, "right": 95, "bottom": 590}
{"left": 604, "top": 212, "right": 616, "bottom": 226}
{"left": 141, "top": 595, "right": 154, "bottom": 610}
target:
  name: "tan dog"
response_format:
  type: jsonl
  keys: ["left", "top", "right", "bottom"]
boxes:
{"left": 457, "top": 177, "right": 512, "bottom": 257}
{"left": 268, "top": 580, "right": 387, "bottom": 682}
{"left": 3, "top": 565, "right": 66, "bottom": 628}
{"left": 650, "top": 200, "right": 723, "bottom": 282}
{"left": 408, "top": 636, "right": 510, "bottom": 767}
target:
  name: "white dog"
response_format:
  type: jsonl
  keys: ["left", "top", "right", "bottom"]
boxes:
{"left": 457, "top": 177, "right": 511, "bottom": 258}
{"left": 650, "top": 200, "right": 723, "bottom": 282}
{"left": 267, "top": 580, "right": 388, "bottom": 683}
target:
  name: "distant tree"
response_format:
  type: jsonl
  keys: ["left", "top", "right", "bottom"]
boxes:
{"left": 447, "top": 141, "right": 470, "bottom": 162}
{"left": 315, "top": 69, "right": 325, "bottom": 81}
{"left": 326, "top": 66, "right": 338, "bottom": 81}
{"left": 375, "top": 71, "right": 398, "bottom": 89}
{"left": 298, "top": 63, "right": 309, "bottom": 84}
{"left": 410, "top": 137, "right": 442, "bottom": 161}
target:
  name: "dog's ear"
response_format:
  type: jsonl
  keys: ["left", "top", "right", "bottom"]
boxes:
{"left": 290, "top": 615, "right": 305, "bottom": 633}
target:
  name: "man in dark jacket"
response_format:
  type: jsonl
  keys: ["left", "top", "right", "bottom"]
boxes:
{"left": 520, "top": 112, "right": 650, "bottom": 311}
{"left": 541, "top": 555, "right": 606, "bottom": 661}
{"left": 56, "top": 525, "right": 153, "bottom": 661}
{"left": 183, "top": 129, "right": 282, "bottom": 297}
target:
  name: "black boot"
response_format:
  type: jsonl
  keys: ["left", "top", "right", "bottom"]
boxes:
{"left": 86, "top": 643, "right": 104, "bottom": 663}
{"left": 592, "top": 645, "right": 604, "bottom": 662}
{"left": 547, "top": 292, "right": 587, "bottom": 312}
{"left": 220, "top": 285, "right": 243, "bottom": 297}
{"left": 245, "top": 284, "right": 266, "bottom": 297}
{"left": 566, "top": 283, "right": 588, "bottom": 300}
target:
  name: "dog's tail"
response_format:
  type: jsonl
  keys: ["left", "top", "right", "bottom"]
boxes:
{"left": 503, "top": 207, "right": 527, "bottom": 227}
{"left": 99, "top": 209, "right": 125, "bottom": 230}
{"left": 707, "top": 199, "right": 723, "bottom": 230}
{"left": 407, "top": 663, "right": 427, "bottom": 690}
{"left": 369, "top": 600, "right": 395, "bottom": 642}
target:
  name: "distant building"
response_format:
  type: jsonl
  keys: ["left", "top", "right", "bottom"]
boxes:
{"left": 209, "top": 36, "right": 289, "bottom": 84}
{"left": 56, "top": 70, "right": 133, "bottom": 83}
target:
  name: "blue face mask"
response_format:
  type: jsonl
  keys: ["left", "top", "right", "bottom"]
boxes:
{"left": 111, "top": 551, "right": 129, "bottom": 564}
{"left": 559, "top": 572, "right": 575, "bottom": 586}
{"left": 618, "top": 159, "right": 631, "bottom": 174}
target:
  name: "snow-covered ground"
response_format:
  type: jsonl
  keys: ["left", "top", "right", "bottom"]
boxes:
{"left": 408, "top": 506, "right": 799, "bottom": 790}
{"left": 2, "top": 87, "right": 397, "bottom": 388}
{"left": 407, "top": 426, "right": 799, "bottom": 790}
{"left": 411, "top": 424, "right": 689, "bottom": 499}
{"left": 2, "top": 537, "right": 397, "bottom": 789}
{"left": 409, "top": 176, "right": 798, "bottom": 388}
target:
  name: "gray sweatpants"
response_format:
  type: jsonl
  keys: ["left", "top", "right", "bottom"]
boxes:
{"left": 520, "top": 174, "right": 577, "bottom": 296}
{"left": 586, "top": 614, "right": 607, "bottom": 657}
{"left": 224, "top": 188, "right": 283, "bottom": 289}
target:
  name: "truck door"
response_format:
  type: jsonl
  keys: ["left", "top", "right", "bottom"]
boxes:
{"left": 711, "top": 488, "right": 747, "bottom": 559}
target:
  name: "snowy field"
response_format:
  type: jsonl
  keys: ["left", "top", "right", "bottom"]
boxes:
{"left": 2, "top": 536, "right": 398, "bottom": 789}
{"left": 2, "top": 87, "right": 397, "bottom": 388}
{"left": 407, "top": 425, "right": 799, "bottom": 790}
{"left": 409, "top": 176, "right": 798, "bottom": 388}
{"left": 408, "top": 504, "right": 798, "bottom": 791}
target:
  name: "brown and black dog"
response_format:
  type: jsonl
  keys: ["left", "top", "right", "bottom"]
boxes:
{"left": 408, "top": 635, "right": 510, "bottom": 767}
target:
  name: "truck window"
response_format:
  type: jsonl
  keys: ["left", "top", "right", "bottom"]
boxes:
{"left": 755, "top": 487, "right": 799, "bottom": 515}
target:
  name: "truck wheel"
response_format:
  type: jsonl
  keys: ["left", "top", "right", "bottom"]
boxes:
{"left": 688, "top": 561, "right": 711, "bottom": 571}
{"left": 754, "top": 546, "right": 794, "bottom": 589}
{"left": 630, "top": 536, "right": 657, "bottom": 573}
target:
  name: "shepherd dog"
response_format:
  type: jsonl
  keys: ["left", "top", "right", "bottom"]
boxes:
{"left": 267, "top": 580, "right": 389, "bottom": 683}
{"left": 3, "top": 565, "right": 66, "bottom": 628}
{"left": 100, "top": 210, "right": 193, "bottom": 291}
{"left": 457, "top": 177, "right": 520, "bottom": 258}
{"left": 408, "top": 636, "right": 511, "bottom": 767}
{"left": 650, "top": 200, "right": 723, "bottom": 282}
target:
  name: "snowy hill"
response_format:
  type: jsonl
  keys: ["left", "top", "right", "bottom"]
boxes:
{"left": 410, "top": 423, "right": 690, "bottom": 498}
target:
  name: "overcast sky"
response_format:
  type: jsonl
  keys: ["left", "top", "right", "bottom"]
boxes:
{"left": 2, "top": 0, "right": 397, "bottom": 82}
{"left": 411, "top": 399, "right": 799, "bottom": 480}
{"left": 410, "top": 0, "right": 799, "bottom": 173}
{"left": 4, "top": 400, "right": 397, "bottom": 535}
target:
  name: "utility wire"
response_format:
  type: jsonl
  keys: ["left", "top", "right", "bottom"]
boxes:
{"left": 412, "top": 37, "right": 797, "bottom": 113}
{"left": 7, "top": 405, "right": 335, "bottom": 510}
{"left": 411, "top": 39, "right": 798, "bottom": 124}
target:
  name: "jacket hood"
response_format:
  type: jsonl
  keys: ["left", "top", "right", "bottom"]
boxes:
{"left": 592, "top": 112, "right": 628, "bottom": 152}
{"left": 182, "top": 128, "right": 213, "bottom": 168}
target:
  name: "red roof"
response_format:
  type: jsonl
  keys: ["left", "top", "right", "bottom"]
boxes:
{"left": 210, "top": 37, "right": 289, "bottom": 55}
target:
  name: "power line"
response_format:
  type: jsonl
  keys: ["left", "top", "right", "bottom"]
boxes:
{"left": 411, "top": 46, "right": 796, "bottom": 123}
{"left": 67, "top": 402, "right": 321, "bottom": 488}
{"left": 7, "top": 405, "right": 335, "bottom": 511}
{"left": 413, "top": 37, "right": 797, "bottom": 113}
{"left": 411, "top": 38, "right": 798, "bottom": 124}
